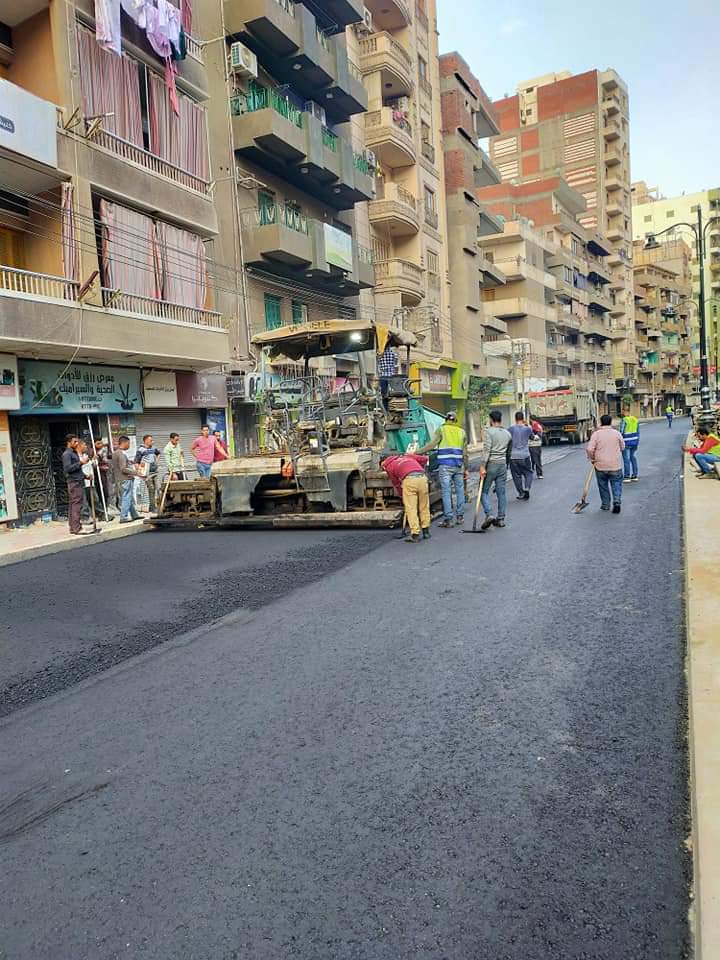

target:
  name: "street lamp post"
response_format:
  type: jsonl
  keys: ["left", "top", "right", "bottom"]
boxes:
{"left": 645, "top": 206, "right": 718, "bottom": 423}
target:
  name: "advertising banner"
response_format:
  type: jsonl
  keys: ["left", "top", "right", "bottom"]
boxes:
{"left": 324, "top": 223, "right": 354, "bottom": 272}
{"left": 176, "top": 373, "right": 228, "bottom": 408}
{"left": 15, "top": 361, "right": 143, "bottom": 415}
{"left": 0, "top": 354, "right": 20, "bottom": 410}
{"left": 0, "top": 412, "right": 18, "bottom": 522}
{"left": 420, "top": 367, "right": 453, "bottom": 394}
{"left": 143, "top": 370, "right": 178, "bottom": 408}
{"left": 0, "top": 79, "right": 58, "bottom": 168}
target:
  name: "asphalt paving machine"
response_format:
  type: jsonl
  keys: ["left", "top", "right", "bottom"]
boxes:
{"left": 151, "top": 320, "right": 445, "bottom": 529}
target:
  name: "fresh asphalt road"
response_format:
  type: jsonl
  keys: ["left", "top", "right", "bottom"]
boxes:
{"left": 0, "top": 421, "right": 689, "bottom": 959}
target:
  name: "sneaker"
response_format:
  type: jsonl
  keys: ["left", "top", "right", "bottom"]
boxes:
{"left": 612, "top": 503, "right": 621, "bottom": 514}
{"left": 438, "top": 519, "right": 455, "bottom": 527}
{"left": 601, "top": 505, "right": 610, "bottom": 511}
{"left": 404, "top": 534, "right": 421, "bottom": 543}
{"left": 631, "top": 477, "right": 639, "bottom": 482}
{"left": 494, "top": 519, "right": 506, "bottom": 528}
{"left": 536, "top": 475, "right": 544, "bottom": 479}
{"left": 523, "top": 491, "right": 530, "bottom": 501}
{"left": 421, "top": 528, "right": 431, "bottom": 540}
{"left": 456, "top": 516, "right": 464, "bottom": 525}
{"left": 516, "top": 494, "right": 525, "bottom": 501}
{"left": 480, "top": 516, "right": 494, "bottom": 531}
{"left": 698, "top": 472, "right": 713, "bottom": 479}
{"left": 623, "top": 478, "right": 632, "bottom": 484}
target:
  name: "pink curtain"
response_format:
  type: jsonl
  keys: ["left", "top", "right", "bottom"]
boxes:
{"left": 147, "top": 70, "right": 209, "bottom": 180}
{"left": 77, "top": 26, "right": 143, "bottom": 146}
{"left": 61, "top": 183, "right": 80, "bottom": 283}
{"left": 99, "top": 200, "right": 159, "bottom": 298}
{"left": 155, "top": 222, "right": 207, "bottom": 308}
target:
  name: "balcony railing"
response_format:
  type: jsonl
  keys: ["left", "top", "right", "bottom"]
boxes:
{"left": 322, "top": 126, "right": 338, "bottom": 151}
{"left": 244, "top": 202, "right": 310, "bottom": 234}
{"left": 421, "top": 140, "right": 435, "bottom": 164}
{"left": 185, "top": 33, "right": 204, "bottom": 62}
{"left": 424, "top": 207, "right": 439, "bottom": 228}
{"left": 275, "top": 0, "right": 296, "bottom": 13}
{"left": 102, "top": 288, "right": 224, "bottom": 329}
{"left": 84, "top": 123, "right": 211, "bottom": 195}
{"left": 0, "top": 265, "right": 79, "bottom": 301}
{"left": 235, "top": 82, "right": 304, "bottom": 128}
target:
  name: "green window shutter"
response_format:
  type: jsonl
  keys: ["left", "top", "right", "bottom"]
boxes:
{"left": 258, "top": 190, "right": 275, "bottom": 225}
{"left": 291, "top": 301, "right": 307, "bottom": 325}
{"left": 264, "top": 293, "right": 282, "bottom": 330}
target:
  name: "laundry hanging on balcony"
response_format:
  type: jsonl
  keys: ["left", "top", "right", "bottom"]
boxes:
{"left": 61, "top": 183, "right": 80, "bottom": 284}
{"left": 95, "top": 0, "right": 121, "bottom": 55}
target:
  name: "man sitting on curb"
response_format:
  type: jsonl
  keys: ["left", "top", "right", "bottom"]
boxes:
{"left": 684, "top": 427, "right": 720, "bottom": 478}
{"left": 380, "top": 449, "right": 431, "bottom": 544}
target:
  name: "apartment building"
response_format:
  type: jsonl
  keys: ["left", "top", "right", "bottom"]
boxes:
{"left": 488, "top": 69, "right": 636, "bottom": 400}
{"left": 632, "top": 238, "right": 694, "bottom": 414}
{"left": 437, "top": 51, "right": 509, "bottom": 381}
{"left": 477, "top": 177, "right": 619, "bottom": 408}
{"left": 632, "top": 186, "right": 720, "bottom": 377}
{"left": 0, "top": 0, "right": 241, "bottom": 524}
{"left": 360, "top": 0, "right": 451, "bottom": 359}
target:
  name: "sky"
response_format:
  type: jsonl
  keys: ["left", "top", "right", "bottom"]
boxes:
{"left": 436, "top": 0, "right": 719, "bottom": 199}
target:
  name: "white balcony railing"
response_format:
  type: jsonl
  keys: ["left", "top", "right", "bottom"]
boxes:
{"left": 85, "top": 124, "right": 211, "bottom": 195}
{"left": 102, "top": 288, "right": 224, "bottom": 330}
{"left": 0, "top": 265, "right": 79, "bottom": 301}
{"left": 185, "top": 33, "right": 203, "bottom": 62}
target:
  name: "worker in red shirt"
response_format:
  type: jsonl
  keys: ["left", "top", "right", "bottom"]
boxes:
{"left": 683, "top": 427, "right": 720, "bottom": 477}
{"left": 380, "top": 449, "right": 431, "bottom": 543}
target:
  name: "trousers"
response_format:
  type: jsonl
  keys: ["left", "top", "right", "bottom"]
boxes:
{"left": 120, "top": 479, "right": 140, "bottom": 521}
{"left": 67, "top": 482, "right": 84, "bottom": 533}
{"left": 622, "top": 445, "right": 639, "bottom": 478}
{"left": 480, "top": 462, "right": 508, "bottom": 519}
{"left": 402, "top": 474, "right": 430, "bottom": 536}
{"left": 595, "top": 469, "right": 623, "bottom": 508}
{"left": 509, "top": 457, "right": 534, "bottom": 495}
{"left": 438, "top": 465, "right": 465, "bottom": 520}
{"left": 529, "top": 445, "right": 543, "bottom": 477}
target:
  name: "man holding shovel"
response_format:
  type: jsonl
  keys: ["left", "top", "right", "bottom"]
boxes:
{"left": 477, "top": 410, "right": 511, "bottom": 531}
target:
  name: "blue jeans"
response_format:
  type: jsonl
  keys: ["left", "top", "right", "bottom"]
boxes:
{"left": 622, "top": 445, "right": 639, "bottom": 478}
{"left": 439, "top": 465, "right": 465, "bottom": 521}
{"left": 695, "top": 453, "right": 720, "bottom": 474}
{"left": 667, "top": 415, "right": 673, "bottom": 428}
{"left": 595, "top": 469, "right": 623, "bottom": 508}
{"left": 480, "top": 462, "right": 507, "bottom": 520}
{"left": 120, "top": 479, "right": 140, "bottom": 520}
{"left": 196, "top": 461, "right": 212, "bottom": 478}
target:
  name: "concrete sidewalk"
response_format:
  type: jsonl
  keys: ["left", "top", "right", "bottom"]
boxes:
{"left": 0, "top": 516, "right": 147, "bottom": 568}
{"left": 684, "top": 446, "right": 720, "bottom": 958}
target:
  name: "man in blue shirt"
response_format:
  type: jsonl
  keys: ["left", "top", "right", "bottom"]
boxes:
{"left": 507, "top": 411, "right": 535, "bottom": 501}
{"left": 134, "top": 433, "right": 162, "bottom": 513}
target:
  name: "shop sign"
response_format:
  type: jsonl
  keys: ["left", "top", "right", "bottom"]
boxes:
{"left": 143, "top": 370, "right": 178, "bottom": 408}
{"left": 176, "top": 372, "right": 228, "bottom": 408}
{"left": 0, "top": 79, "right": 58, "bottom": 169}
{"left": 0, "top": 354, "right": 20, "bottom": 411}
{"left": 0, "top": 412, "right": 18, "bottom": 522}
{"left": 226, "top": 374, "right": 246, "bottom": 400}
{"left": 206, "top": 408, "right": 227, "bottom": 440}
{"left": 324, "top": 223, "right": 353, "bottom": 272}
{"left": 420, "top": 367, "right": 453, "bottom": 394}
{"left": 15, "top": 361, "right": 143, "bottom": 415}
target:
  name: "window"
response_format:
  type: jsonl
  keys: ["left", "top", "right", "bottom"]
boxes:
{"left": 421, "top": 121, "right": 431, "bottom": 143}
{"left": 0, "top": 226, "right": 24, "bottom": 269}
{"left": 291, "top": 300, "right": 308, "bottom": 325}
{"left": 427, "top": 250, "right": 439, "bottom": 273}
{"left": 418, "top": 56, "right": 428, "bottom": 82}
{"left": 264, "top": 293, "right": 282, "bottom": 330}
{"left": 563, "top": 265, "right": 573, "bottom": 284}
{"left": 424, "top": 186, "right": 436, "bottom": 213}
{"left": 691, "top": 205, "right": 700, "bottom": 213}
{"left": 666, "top": 209, "right": 675, "bottom": 218}
{"left": 644, "top": 215, "right": 652, "bottom": 223}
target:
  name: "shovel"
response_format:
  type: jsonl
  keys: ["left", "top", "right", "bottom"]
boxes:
{"left": 572, "top": 465, "right": 594, "bottom": 513}
{"left": 462, "top": 474, "right": 486, "bottom": 533}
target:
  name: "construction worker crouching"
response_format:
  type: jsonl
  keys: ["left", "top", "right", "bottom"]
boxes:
{"left": 380, "top": 449, "right": 431, "bottom": 543}
{"left": 416, "top": 410, "right": 468, "bottom": 527}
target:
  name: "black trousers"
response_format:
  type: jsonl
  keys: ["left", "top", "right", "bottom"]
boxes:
{"left": 509, "top": 457, "right": 534, "bottom": 495}
{"left": 529, "top": 445, "right": 543, "bottom": 477}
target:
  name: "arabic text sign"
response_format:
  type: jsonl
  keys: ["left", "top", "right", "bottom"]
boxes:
{"left": 16, "top": 361, "right": 143, "bottom": 414}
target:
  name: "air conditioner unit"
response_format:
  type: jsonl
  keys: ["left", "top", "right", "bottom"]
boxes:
{"left": 304, "top": 101, "right": 327, "bottom": 125}
{"left": 229, "top": 42, "right": 258, "bottom": 79}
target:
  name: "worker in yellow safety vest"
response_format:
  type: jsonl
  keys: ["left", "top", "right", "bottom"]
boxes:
{"left": 618, "top": 407, "right": 640, "bottom": 482}
{"left": 417, "top": 411, "right": 468, "bottom": 527}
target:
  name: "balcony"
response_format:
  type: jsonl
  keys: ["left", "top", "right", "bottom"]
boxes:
{"left": 606, "top": 200, "right": 623, "bottom": 217}
{"left": 473, "top": 146, "right": 502, "bottom": 187}
{"left": 605, "top": 147, "right": 623, "bottom": 167}
{"left": 605, "top": 176, "right": 622, "bottom": 192}
{"left": 241, "top": 204, "right": 372, "bottom": 295}
{"left": 0, "top": 266, "right": 228, "bottom": 366}
{"left": 231, "top": 89, "right": 374, "bottom": 209}
{"left": 603, "top": 119, "right": 621, "bottom": 141}
{"left": 606, "top": 224, "right": 624, "bottom": 242}
{"left": 487, "top": 297, "right": 556, "bottom": 322}
{"left": 369, "top": 182, "right": 420, "bottom": 235}
{"left": 225, "top": 0, "right": 367, "bottom": 122}
{"left": 359, "top": 32, "right": 413, "bottom": 98}
{"left": 374, "top": 258, "right": 425, "bottom": 304}
{"left": 365, "top": 107, "right": 416, "bottom": 168}
{"left": 363, "top": 0, "right": 412, "bottom": 31}
{"left": 603, "top": 93, "right": 621, "bottom": 116}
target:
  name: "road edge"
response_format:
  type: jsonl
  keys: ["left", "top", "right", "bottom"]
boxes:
{"left": 684, "top": 445, "right": 720, "bottom": 959}
{"left": 0, "top": 521, "right": 148, "bottom": 568}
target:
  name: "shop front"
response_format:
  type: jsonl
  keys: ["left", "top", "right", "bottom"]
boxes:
{"left": 9, "top": 360, "right": 144, "bottom": 523}
{"left": 409, "top": 359, "right": 471, "bottom": 426}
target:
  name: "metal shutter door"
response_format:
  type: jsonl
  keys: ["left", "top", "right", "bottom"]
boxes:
{"left": 134, "top": 410, "right": 203, "bottom": 478}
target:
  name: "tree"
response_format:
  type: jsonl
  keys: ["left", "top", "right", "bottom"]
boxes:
{"left": 467, "top": 376, "right": 502, "bottom": 418}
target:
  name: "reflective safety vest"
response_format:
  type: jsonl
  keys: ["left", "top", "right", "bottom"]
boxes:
{"left": 620, "top": 414, "right": 639, "bottom": 448}
{"left": 437, "top": 423, "right": 466, "bottom": 468}
{"left": 666, "top": 406, "right": 674, "bottom": 415}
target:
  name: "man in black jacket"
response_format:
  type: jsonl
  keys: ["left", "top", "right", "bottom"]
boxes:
{"left": 61, "top": 434, "right": 87, "bottom": 535}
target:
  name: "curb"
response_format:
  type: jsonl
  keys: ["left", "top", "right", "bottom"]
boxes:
{"left": 0, "top": 521, "right": 149, "bottom": 569}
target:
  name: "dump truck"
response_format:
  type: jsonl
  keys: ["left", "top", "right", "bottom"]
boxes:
{"left": 150, "top": 320, "right": 446, "bottom": 530}
{"left": 528, "top": 388, "right": 597, "bottom": 444}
